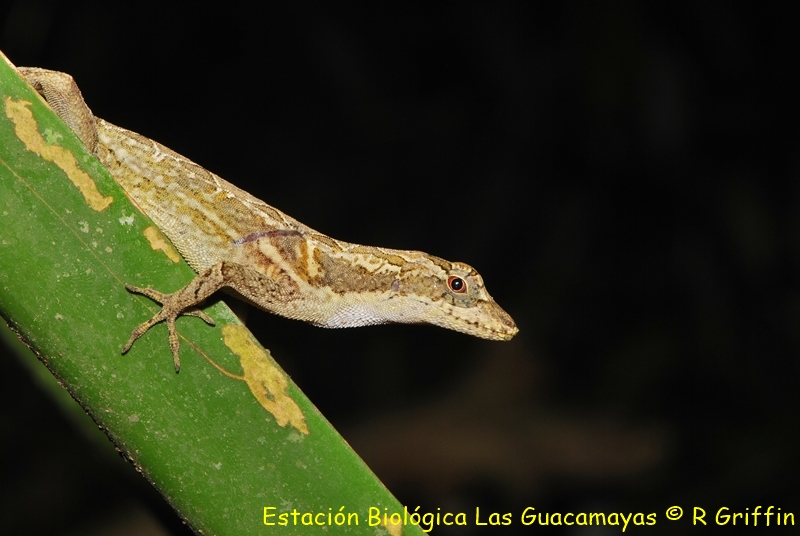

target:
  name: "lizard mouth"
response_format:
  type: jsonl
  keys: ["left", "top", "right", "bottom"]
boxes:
{"left": 478, "top": 313, "right": 519, "bottom": 341}
{"left": 428, "top": 300, "right": 518, "bottom": 341}
{"left": 490, "top": 323, "right": 519, "bottom": 341}
{"left": 481, "top": 300, "right": 518, "bottom": 341}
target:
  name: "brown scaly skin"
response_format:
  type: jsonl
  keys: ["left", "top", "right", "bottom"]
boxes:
{"left": 20, "top": 67, "right": 518, "bottom": 371}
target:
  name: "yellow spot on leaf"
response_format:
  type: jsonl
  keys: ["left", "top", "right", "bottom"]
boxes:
{"left": 221, "top": 324, "right": 309, "bottom": 434}
{"left": 384, "top": 522, "right": 403, "bottom": 536}
{"left": 143, "top": 226, "right": 180, "bottom": 263}
{"left": 4, "top": 97, "right": 113, "bottom": 211}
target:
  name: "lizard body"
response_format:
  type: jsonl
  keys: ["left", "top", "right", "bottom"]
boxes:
{"left": 20, "top": 67, "right": 518, "bottom": 371}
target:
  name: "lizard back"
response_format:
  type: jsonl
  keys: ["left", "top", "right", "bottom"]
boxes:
{"left": 96, "top": 118, "right": 318, "bottom": 272}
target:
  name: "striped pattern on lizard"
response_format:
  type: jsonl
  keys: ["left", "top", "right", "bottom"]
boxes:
{"left": 20, "top": 67, "right": 518, "bottom": 371}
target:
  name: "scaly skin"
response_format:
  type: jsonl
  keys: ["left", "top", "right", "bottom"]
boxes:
{"left": 21, "top": 67, "right": 518, "bottom": 371}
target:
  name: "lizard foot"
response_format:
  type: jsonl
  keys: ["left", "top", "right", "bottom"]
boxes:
{"left": 122, "top": 284, "right": 215, "bottom": 372}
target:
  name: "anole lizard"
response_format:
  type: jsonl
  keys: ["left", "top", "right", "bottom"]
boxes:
{"left": 19, "top": 67, "right": 518, "bottom": 372}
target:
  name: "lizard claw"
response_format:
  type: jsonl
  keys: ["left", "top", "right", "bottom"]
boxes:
{"left": 182, "top": 308, "right": 216, "bottom": 326}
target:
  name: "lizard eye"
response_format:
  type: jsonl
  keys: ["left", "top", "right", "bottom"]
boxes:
{"left": 447, "top": 276, "right": 467, "bottom": 294}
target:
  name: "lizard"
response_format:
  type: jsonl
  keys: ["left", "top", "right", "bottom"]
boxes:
{"left": 18, "top": 67, "right": 518, "bottom": 372}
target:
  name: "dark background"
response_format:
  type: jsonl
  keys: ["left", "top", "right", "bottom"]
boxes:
{"left": 2, "top": 2, "right": 798, "bottom": 535}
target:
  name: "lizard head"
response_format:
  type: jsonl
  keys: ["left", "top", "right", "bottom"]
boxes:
{"left": 305, "top": 243, "right": 517, "bottom": 340}
{"left": 412, "top": 260, "right": 518, "bottom": 341}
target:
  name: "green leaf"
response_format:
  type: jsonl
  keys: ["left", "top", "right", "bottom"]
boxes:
{"left": 0, "top": 55, "right": 424, "bottom": 536}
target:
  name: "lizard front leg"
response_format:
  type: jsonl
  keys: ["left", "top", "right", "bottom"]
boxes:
{"left": 124, "top": 259, "right": 302, "bottom": 371}
{"left": 124, "top": 262, "right": 269, "bottom": 372}
{"left": 122, "top": 278, "right": 217, "bottom": 373}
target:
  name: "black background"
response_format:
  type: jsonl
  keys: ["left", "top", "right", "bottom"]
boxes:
{"left": 2, "top": 2, "right": 798, "bottom": 535}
